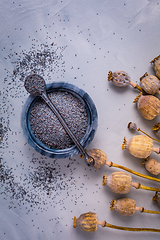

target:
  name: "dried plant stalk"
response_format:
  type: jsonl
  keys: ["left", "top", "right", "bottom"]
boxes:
{"left": 103, "top": 171, "right": 160, "bottom": 194}
{"left": 128, "top": 121, "right": 160, "bottom": 143}
{"left": 107, "top": 161, "right": 160, "bottom": 182}
{"left": 88, "top": 148, "right": 160, "bottom": 182}
{"left": 128, "top": 122, "right": 160, "bottom": 175}
{"left": 107, "top": 70, "right": 144, "bottom": 92}
{"left": 73, "top": 211, "right": 160, "bottom": 233}
{"left": 110, "top": 198, "right": 160, "bottom": 216}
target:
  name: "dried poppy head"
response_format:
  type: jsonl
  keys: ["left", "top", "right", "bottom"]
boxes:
{"left": 103, "top": 171, "right": 132, "bottom": 194}
{"left": 140, "top": 72, "right": 160, "bottom": 95}
{"left": 122, "top": 135, "right": 160, "bottom": 158}
{"left": 88, "top": 148, "right": 160, "bottom": 182}
{"left": 150, "top": 55, "right": 160, "bottom": 79}
{"left": 111, "top": 197, "right": 160, "bottom": 216}
{"left": 144, "top": 158, "right": 160, "bottom": 175}
{"left": 108, "top": 70, "right": 131, "bottom": 87}
{"left": 133, "top": 92, "right": 160, "bottom": 120}
{"left": 110, "top": 198, "right": 136, "bottom": 216}
{"left": 103, "top": 171, "right": 160, "bottom": 193}
{"left": 73, "top": 211, "right": 160, "bottom": 233}
{"left": 87, "top": 149, "right": 107, "bottom": 170}
{"left": 73, "top": 212, "right": 98, "bottom": 232}
{"left": 108, "top": 70, "right": 144, "bottom": 92}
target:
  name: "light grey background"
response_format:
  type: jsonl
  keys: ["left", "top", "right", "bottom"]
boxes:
{"left": 1, "top": 0, "right": 160, "bottom": 239}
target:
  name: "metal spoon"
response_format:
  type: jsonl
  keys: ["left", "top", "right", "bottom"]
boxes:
{"left": 24, "top": 74, "right": 95, "bottom": 167}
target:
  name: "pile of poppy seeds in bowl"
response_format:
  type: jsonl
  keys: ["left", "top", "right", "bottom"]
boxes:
{"left": 29, "top": 91, "right": 88, "bottom": 149}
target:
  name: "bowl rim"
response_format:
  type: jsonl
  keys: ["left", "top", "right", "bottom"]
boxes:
{"left": 21, "top": 82, "right": 98, "bottom": 158}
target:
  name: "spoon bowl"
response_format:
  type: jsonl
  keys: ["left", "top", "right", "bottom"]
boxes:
{"left": 24, "top": 74, "right": 46, "bottom": 96}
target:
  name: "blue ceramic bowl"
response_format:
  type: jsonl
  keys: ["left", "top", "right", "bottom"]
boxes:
{"left": 21, "top": 82, "right": 98, "bottom": 159}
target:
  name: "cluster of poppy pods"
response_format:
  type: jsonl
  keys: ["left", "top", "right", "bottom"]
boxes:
{"left": 73, "top": 55, "right": 160, "bottom": 234}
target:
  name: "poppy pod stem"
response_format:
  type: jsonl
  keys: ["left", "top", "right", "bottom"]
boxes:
{"left": 107, "top": 70, "right": 145, "bottom": 92}
{"left": 103, "top": 172, "right": 160, "bottom": 193}
{"left": 137, "top": 128, "right": 160, "bottom": 144}
{"left": 142, "top": 209, "right": 160, "bottom": 214}
{"left": 106, "top": 161, "right": 160, "bottom": 183}
{"left": 129, "top": 81, "right": 145, "bottom": 93}
{"left": 87, "top": 149, "right": 160, "bottom": 182}
{"left": 110, "top": 198, "right": 160, "bottom": 216}
{"left": 73, "top": 212, "right": 160, "bottom": 233}
{"left": 132, "top": 182, "right": 160, "bottom": 192}
{"left": 128, "top": 122, "right": 160, "bottom": 144}
{"left": 101, "top": 222, "right": 160, "bottom": 232}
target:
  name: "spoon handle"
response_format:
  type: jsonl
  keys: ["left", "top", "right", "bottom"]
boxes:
{"left": 41, "top": 93, "right": 95, "bottom": 167}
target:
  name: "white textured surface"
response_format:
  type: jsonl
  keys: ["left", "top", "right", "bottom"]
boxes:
{"left": 1, "top": 0, "right": 160, "bottom": 239}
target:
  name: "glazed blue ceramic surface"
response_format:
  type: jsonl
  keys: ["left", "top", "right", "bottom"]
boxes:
{"left": 21, "top": 82, "right": 98, "bottom": 158}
